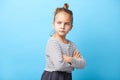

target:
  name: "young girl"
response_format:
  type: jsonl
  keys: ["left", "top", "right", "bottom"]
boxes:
{"left": 41, "top": 3, "right": 85, "bottom": 80}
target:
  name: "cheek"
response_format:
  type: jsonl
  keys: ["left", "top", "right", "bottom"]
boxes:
{"left": 54, "top": 22, "right": 59, "bottom": 27}
{"left": 67, "top": 26, "right": 72, "bottom": 31}
{"left": 53, "top": 23, "right": 58, "bottom": 29}
{"left": 54, "top": 24, "right": 60, "bottom": 31}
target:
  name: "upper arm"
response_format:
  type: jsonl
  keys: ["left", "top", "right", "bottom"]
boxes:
{"left": 46, "top": 40, "right": 71, "bottom": 71}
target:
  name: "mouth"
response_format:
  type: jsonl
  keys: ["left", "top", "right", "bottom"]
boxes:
{"left": 59, "top": 30, "right": 65, "bottom": 32}
{"left": 59, "top": 29, "right": 65, "bottom": 32}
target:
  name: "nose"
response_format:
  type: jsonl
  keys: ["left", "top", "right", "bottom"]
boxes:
{"left": 61, "top": 24, "right": 65, "bottom": 29}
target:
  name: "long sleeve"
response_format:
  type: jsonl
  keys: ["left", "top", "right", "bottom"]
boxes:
{"left": 71, "top": 56, "right": 85, "bottom": 69}
{"left": 46, "top": 40, "right": 73, "bottom": 71}
{"left": 70, "top": 43, "right": 86, "bottom": 69}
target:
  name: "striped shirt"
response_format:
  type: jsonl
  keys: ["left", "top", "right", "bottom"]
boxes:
{"left": 44, "top": 37, "right": 85, "bottom": 73}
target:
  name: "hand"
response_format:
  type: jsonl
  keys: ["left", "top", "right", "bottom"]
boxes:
{"left": 72, "top": 50, "right": 81, "bottom": 59}
{"left": 62, "top": 54, "right": 72, "bottom": 64}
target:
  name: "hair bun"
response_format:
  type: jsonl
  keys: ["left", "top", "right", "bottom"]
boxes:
{"left": 63, "top": 3, "right": 69, "bottom": 9}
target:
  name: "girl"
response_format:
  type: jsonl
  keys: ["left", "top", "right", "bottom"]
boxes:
{"left": 41, "top": 3, "right": 85, "bottom": 80}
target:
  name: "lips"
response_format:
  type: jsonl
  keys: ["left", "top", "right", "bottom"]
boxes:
{"left": 59, "top": 30, "right": 65, "bottom": 32}
{"left": 59, "top": 29, "right": 65, "bottom": 32}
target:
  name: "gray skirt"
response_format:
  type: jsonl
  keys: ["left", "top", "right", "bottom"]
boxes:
{"left": 41, "top": 71, "right": 72, "bottom": 80}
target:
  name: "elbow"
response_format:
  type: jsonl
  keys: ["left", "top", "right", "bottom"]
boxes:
{"left": 77, "top": 60, "right": 86, "bottom": 69}
{"left": 80, "top": 60, "right": 86, "bottom": 69}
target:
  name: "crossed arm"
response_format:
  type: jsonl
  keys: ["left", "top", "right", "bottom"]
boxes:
{"left": 47, "top": 40, "right": 85, "bottom": 70}
{"left": 62, "top": 50, "right": 85, "bottom": 69}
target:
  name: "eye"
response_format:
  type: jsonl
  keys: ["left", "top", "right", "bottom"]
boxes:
{"left": 57, "top": 21, "right": 62, "bottom": 24}
{"left": 65, "top": 23, "right": 71, "bottom": 26}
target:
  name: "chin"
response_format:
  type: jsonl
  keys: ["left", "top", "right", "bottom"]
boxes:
{"left": 58, "top": 32, "right": 67, "bottom": 37}
{"left": 59, "top": 34, "right": 66, "bottom": 37}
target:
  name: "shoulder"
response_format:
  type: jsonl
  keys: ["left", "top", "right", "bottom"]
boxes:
{"left": 68, "top": 40, "right": 77, "bottom": 49}
{"left": 47, "top": 37, "right": 59, "bottom": 46}
{"left": 47, "top": 37, "right": 58, "bottom": 43}
{"left": 68, "top": 40, "right": 75, "bottom": 46}
{"left": 46, "top": 37, "right": 61, "bottom": 52}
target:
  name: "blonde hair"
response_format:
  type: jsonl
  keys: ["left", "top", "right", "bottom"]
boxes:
{"left": 53, "top": 3, "right": 73, "bottom": 24}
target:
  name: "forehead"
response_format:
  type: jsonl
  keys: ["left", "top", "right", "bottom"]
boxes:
{"left": 55, "top": 12, "right": 72, "bottom": 22}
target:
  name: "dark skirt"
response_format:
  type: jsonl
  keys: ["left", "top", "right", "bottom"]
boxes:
{"left": 41, "top": 71, "right": 72, "bottom": 80}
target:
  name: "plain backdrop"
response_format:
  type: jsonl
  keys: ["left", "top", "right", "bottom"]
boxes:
{"left": 0, "top": 0, "right": 120, "bottom": 80}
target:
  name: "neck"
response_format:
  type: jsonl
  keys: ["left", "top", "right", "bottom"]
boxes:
{"left": 52, "top": 34, "right": 68, "bottom": 44}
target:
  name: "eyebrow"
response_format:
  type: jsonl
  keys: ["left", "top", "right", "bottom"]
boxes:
{"left": 56, "top": 20, "right": 71, "bottom": 23}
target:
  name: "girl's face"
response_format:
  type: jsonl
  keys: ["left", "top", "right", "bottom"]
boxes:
{"left": 53, "top": 12, "right": 72, "bottom": 37}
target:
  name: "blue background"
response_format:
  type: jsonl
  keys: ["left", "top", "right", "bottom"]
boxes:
{"left": 0, "top": 0, "right": 120, "bottom": 80}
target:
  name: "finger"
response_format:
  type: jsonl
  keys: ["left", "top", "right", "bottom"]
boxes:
{"left": 75, "top": 51, "right": 80, "bottom": 58}
{"left": 77, "top": 51, "right": 81, "bottom": 56}
{"left": 73, "top": 50, "right": 76, "bottom": 56}
{"left": 75, "top": 52, "right": 78, "bottom": 57}
{"left": 73, "top": 50, "right": 78, "bottom": 56}
{"left": 77, "top": 53, "right": 80, "bottom": 57}
{"left": 75, "top": 52, "right": 79, "bottom": 58}
{"left": 76, "top": 51, "right": 79, "bottom": 56}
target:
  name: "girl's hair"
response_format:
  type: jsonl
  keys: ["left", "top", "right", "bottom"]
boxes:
{"left": 53, "top": 3, "right": 73, "bottom": 24}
